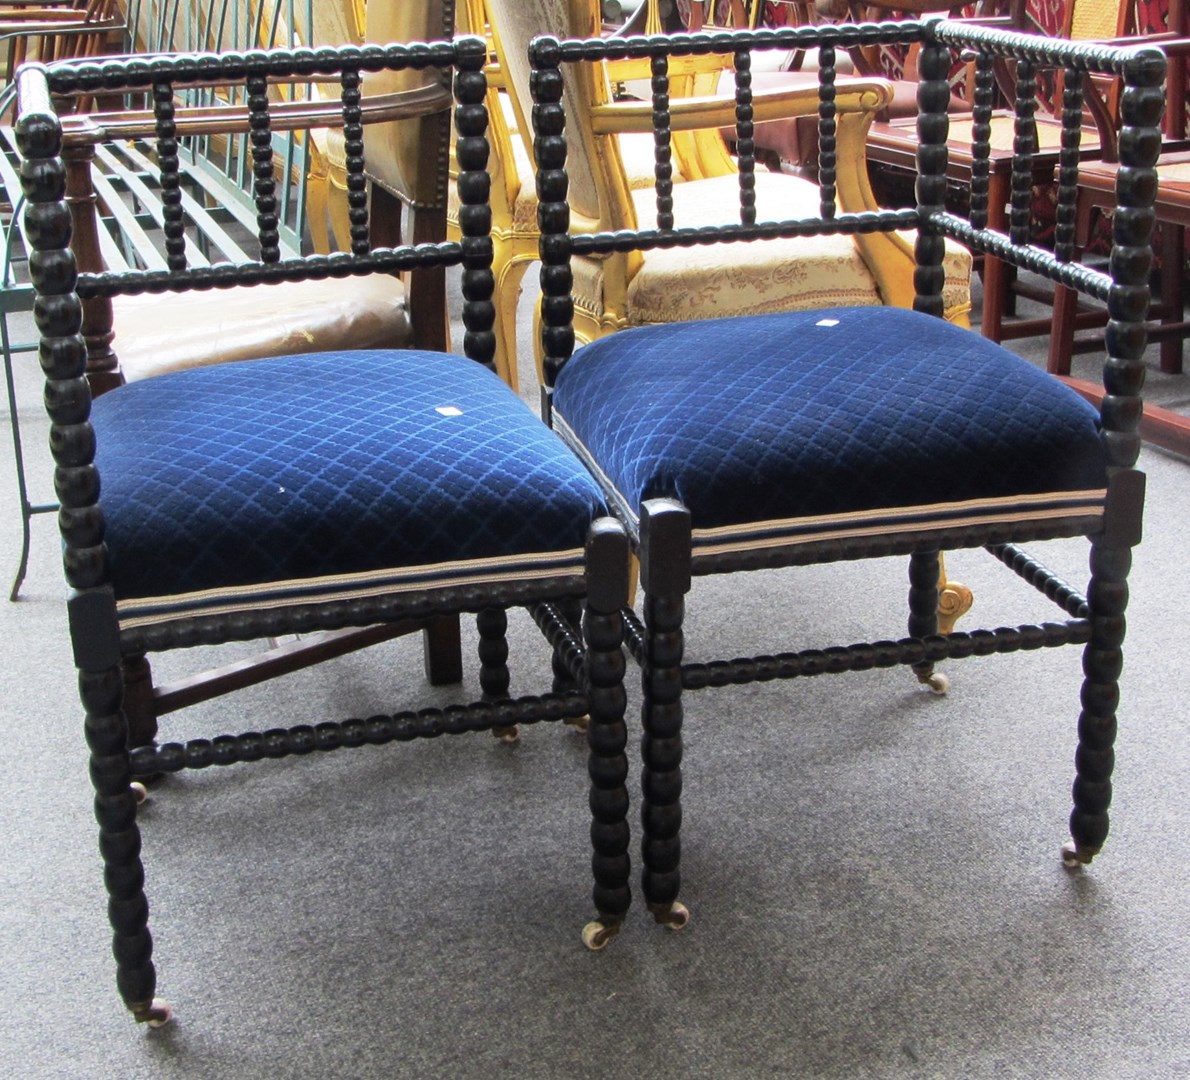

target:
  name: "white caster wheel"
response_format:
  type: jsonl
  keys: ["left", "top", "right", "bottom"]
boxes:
{"left": 491, "top": 725, "right": 520, "bottom": 744}
{"left": 1061, "top": 840, "right": 1094, "bottom": 869}
{"left": 140, "top": 998, "right": 173, "bottom": 1027}
{"left": 651, "top": 901, "right": 690, "bottom": 931}
{"left": 923, "top": 672, "right": 949, "bottom": 696}
{"left": 581, "top": 920, "right": 619, "bottom": 951}
{"left": 130, "top": 781, "right": 148, "bottom": 806}
{"left": 565, "top": 715, "right": 590, "bottom": 735}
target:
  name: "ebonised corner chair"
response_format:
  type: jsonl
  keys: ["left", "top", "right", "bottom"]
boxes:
{"left": 16, "top": 36, "right": 633, "bottom": 1025}
{"left": 530, "top": 18, "right": 1162, "bottom": 930}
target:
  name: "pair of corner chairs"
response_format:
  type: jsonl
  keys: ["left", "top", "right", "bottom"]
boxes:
{"left": 19, "top": 12, "right": 1162, "bottom": 1026}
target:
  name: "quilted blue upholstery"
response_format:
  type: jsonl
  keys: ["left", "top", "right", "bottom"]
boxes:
{"left": 551, "top": 307, "right": 1107, "bottom": 532}
{"left": 92, "top": 350, "right": 607, "bottom": 603}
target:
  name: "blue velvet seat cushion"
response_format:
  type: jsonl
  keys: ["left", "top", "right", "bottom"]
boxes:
{"left": 551, "top": 307, "right": 1108, "bottom": 537}
{"left": 91, "top": 350, "right": 608, "bottom": 607}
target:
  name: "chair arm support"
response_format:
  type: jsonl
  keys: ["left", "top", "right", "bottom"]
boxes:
{"left": 603, "top": 52, "right": 746, "bottom": 84}
{"left": 589, "top": 78, "right": 895, "bottom": 135}
{"left": 0, "top": 9, "right": 116, "bottom": 23}
{"left": 52, "top": 83, "right": 453, "bottom": 146}
{"left": 2, "top": 17, "right": 120, "bottom": 41}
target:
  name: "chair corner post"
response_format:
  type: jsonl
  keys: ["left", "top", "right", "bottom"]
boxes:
{"left": 636, "top": 498, "right": 689, "bottom": 925}
{"left": 584, "top": 516, "right": 632, "bottom": 937}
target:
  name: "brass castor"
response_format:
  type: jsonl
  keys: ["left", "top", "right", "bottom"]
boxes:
{"left": 130, "top": 781, "right": 149, "bottom": 806}
{"left": 649, "top": 900, "right": 690, "bottom": 930}
{"left": 490, "top": 725, "right": 520, "bottom": 744}
{"left": 921, "top": 671, "right": 950, "bottom": 696}
{"left": 134, "top": 998, "right": 173, "bottom": 1027}
{"left": 1061, "top": 839, "right": 1097, "bottom": 869}
{"left": 581, "top": 918, "right": 622, "bottom": 951}
{"left": 564, "top": 715, "right": 589, "bottom": 735}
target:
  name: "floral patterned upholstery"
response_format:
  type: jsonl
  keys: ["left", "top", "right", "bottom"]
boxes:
{"left": 571, "top": 173, "right": 972, "bottom": 325}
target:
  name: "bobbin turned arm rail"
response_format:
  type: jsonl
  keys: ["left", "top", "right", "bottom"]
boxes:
{"left": 919, "top": 19, "right": 1166, "bottom": 470}
{"left": 53, "top": 82, "right": 453, "bottom": 143}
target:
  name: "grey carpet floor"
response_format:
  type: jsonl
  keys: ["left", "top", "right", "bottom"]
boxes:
{"left": 1, "top": 273, "right": 1187, "bottom": 1079}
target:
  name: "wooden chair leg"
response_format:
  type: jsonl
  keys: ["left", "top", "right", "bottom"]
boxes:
{"left": 1048, "top": 282, "right": 1079, "bottom": 375}
{"left": 122, "top": 655, "right": 160, "bottom": 750}
{"left": 638, "top": 498, "right": 691, "bottom": 931}
{"left": 491, "top": 247, "right": 534, "bottom": 393}
{"left": 65, "top": 144, "right": 120, "bottom": 394}
{"left": 1061, "top": 376, "right": 1190, "bottom": 458}
{"left": 405, "top": 203, "right": 450, "bottom": 353}
{"left": 423, "top": 614, "right": 463, "bottom": 686}
{"left": 368, "top": 184, "right": 462, "bottom": 679}
{"left": 979, "top": 175, "right": 1011, "bottom": 343}
{"left": 909, "top": 550, "right": 950, "bottom": 694}
{"left": 1159, "top": 221, "right": 1185, "bottom": 375}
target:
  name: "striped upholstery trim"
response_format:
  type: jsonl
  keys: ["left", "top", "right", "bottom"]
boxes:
{"left": 686, "top": 491, "right": 1107, "bottom": 556}
{"left": 552, "top": 412, "right": 1105, "bottom": 554}
{"left": 116, "top": 547, "right": 590, "bottom": 630}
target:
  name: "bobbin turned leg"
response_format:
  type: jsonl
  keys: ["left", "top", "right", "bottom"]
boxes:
{"left": 1064, "top": 475, "right": 1142, "bottom": 867}
{"left": 121, "top": 656, "right": 159, "bottom": 802}
{"left": 76, "top": 597, "right": 171, "bottom": 1025}
{"left": 1064, "top": 543, "right": 1126, "bottom": 867}
{"left": 582, "top": 520, "right": 632, "bottom": 948}
{"left": 638, "top": 499, "right": 691, "bottom": 931}
{"left": 478, "top": 607, "right": 518, "bottom": 743}
{"left": 909, "top": 549, "right": 949, "bottom": 695}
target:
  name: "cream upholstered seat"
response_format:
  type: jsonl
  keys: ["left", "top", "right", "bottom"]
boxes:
{"left": 484, "top": 0, "right": 972, "bottom": 379}
{"left": 601, "top": 176, "right": 971, "bottom": 323}
{"left": 111, "top": 277, "right": 409, "bottom": 382}
{"left": 104, "top": 0, "right": 414, "bottom": 382}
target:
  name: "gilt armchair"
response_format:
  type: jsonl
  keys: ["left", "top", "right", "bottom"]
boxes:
{"left": 487, "top": 0, "right": 972, "bottom": 375}
{"left": 445, "top": 0, "right": 726, "bottom": 389}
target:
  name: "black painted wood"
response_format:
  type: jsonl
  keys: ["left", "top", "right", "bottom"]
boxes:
{"left": 969, "top": 54, "right": 995, "bottom": 232}
{"left": 529, "top": 18, "right": 1164, "bottom": 923}
{"left": 17, "top": 36, "right": 633, "bottom": 1024}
